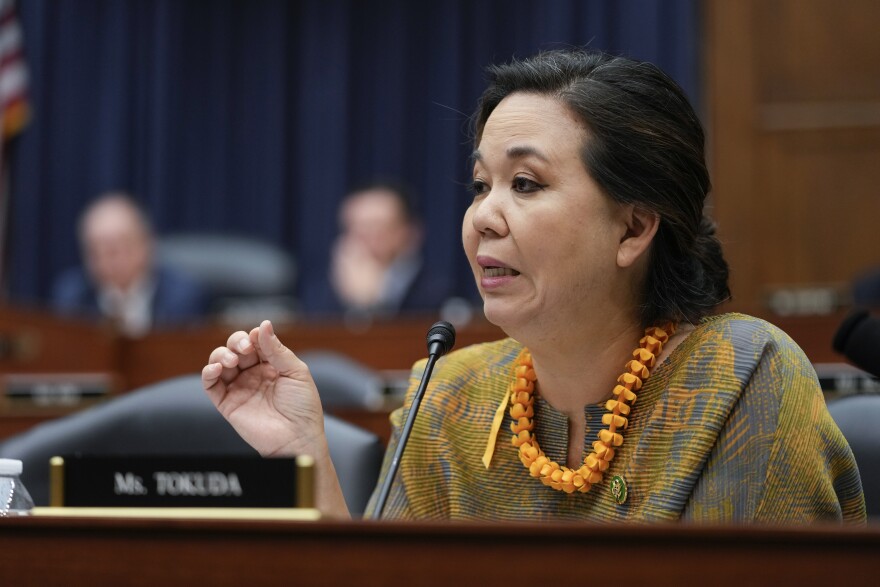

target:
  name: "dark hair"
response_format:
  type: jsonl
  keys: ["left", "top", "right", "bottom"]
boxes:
{"left": 473, "top": 49, "right": 730, "bottom": 326}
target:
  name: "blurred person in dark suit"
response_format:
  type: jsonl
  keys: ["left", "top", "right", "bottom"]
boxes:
{"left": 301, "top": 180, "right": 452, "bottom": 320}
{"left": 51, "top": 192, "right": 207, "bottom": 337}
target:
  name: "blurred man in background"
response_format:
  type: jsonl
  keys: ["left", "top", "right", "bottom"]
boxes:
{"left": 301, "top": 180, "right": 452, "bottom": 321}
{"left": 51, "top": 192, "right": 207, "bottom": 336}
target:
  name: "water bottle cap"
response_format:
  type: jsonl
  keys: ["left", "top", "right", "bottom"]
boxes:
{"left": 0, "top": 458, "right": 23, "bottom": 475}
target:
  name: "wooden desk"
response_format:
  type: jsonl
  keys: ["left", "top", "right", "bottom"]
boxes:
{"left": 2, "top": 303, "right": 854, "bottom": 386}
{"left": 117, "top": 317, "right": 505, "bottom": 390}
{"left": 115, "top": 311, "right": 855, "bottom": 389}
{"left": 0, "top": 303, "right": 861, "bottom": 444}
{"left": 0, "top": 304, "right": 118, "bottom": 375}
{"left": 1, "top": 304, "right": 505, "bottom": 389}
{"left": 1, "top": 516, "right": 878, "bottom": 585}
{"left": 1, "top": 305, "right": 503, "bottom": 441}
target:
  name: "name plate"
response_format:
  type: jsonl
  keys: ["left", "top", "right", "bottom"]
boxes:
{"left": 2, "top": 373, "right": 112, "bottom": 407}
{"left": 814, "top": 362, "right": 880, "bottom": 396}
{"left": 51, "top": 455, "right": 312, "bottom": 508}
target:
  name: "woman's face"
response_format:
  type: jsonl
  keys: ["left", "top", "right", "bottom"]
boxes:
{"left": 463, "top": 93, "right": 630, "bottom": 338}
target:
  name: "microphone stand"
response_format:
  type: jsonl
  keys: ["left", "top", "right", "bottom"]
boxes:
{"left": 372, "top": 322, "right": 454, "bottom": 519}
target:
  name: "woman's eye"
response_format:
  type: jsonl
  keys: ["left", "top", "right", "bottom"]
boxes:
{"left": 470, "top": 180, "right": 489, "bottom": 197}
{"left": 513, "top": 176, "right": 546, "bottom": 193}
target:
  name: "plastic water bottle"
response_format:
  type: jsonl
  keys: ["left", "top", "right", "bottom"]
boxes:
{"left": 0, "top": 458, "right": 35, "bottom": 516}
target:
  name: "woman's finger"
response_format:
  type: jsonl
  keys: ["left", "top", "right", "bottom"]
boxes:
{"left": 256, "top": 320, "right": 304, "bottom": 378}
{"left": 201, "top": 362, "right": 226, "bottom": 408}
{"left": 202, "top": 362, "right": 224, "bottom": 388}
{"left": 207, "top": 345, "right": 239, "bottom": 368}
{"left": 205, "top": 345, "right": 241, "bottom": 385}
{"left": 226, "top": 330, "right": 260, "bottom": 371}
{"left": 210, "top": 331, "right": 258, "bottom": 383}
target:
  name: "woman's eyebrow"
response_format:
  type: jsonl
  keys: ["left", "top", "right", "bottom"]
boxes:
{"left": 470, "top": 145, "right": 549, "bottom": 166}
{"left": 506, "top": 145, "right": 549, "bottom": 162}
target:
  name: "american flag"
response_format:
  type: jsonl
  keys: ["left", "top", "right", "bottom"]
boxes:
{"left": 0, "top": 0, "right": 28, "bottom": 144}
{"left": 0, "top": 0, "right": 28, "bottom": 290}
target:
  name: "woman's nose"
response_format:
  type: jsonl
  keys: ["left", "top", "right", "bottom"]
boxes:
{"left": 470, "top": 189, "right": 508, "bottom": 238}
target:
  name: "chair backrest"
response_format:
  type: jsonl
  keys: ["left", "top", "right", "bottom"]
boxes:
{"left": 156, "top": 234, "right": 298, "bottom": 323}
{"left": 299, "top": 350, "right": 385, "bottom": 411}
{"left": 0, "top": 374, "right": 384, "bottom": 516}
{"left": 827, "top": 394, "right": 880, "bottom": 517}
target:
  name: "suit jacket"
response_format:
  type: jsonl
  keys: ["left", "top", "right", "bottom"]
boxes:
{"left": 51, "top": 265, "right": 208, "bottom": 328}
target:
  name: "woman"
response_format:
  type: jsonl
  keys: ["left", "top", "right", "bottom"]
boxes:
{"left": 202, "top": 50, "right": 864, "bottom": 523}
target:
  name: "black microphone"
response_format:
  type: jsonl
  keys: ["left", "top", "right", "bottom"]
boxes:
{"left": 833, "top": 309, "right": 880, "bottom": 378}
{"left": 372, "top": 320, "right": 456, "bottom": 519}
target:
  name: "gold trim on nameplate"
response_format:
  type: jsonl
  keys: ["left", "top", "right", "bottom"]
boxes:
{"left": 296, "top": 454, "right": 316, "bottom": 509}
{"left": 30, "top": 507, "right": 321, "bottom": 521}
{"left": 49, "top": 456, "right": 65, "bottom": 507}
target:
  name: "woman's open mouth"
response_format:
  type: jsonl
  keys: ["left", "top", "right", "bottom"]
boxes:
{"left": 483, "top": 266, "right": 520, "bottom": 277}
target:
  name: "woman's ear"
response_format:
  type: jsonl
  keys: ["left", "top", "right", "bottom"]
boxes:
{"left": 617, "top": 205, "right": 660, "bottom": 268}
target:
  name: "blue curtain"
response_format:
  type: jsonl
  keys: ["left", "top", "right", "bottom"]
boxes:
{"left": 6, "top": 0, "right": 701, "bottom": 309}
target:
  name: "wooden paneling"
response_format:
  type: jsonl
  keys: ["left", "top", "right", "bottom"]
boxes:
{"left": 754, "top": 2, "right": 880, "bottom": 102}
{"left": 759, "top": 130, "right": 880, "bottom": 285}
{"left": 0, "top": 304, "right": 857, "bottom": 443}
{"left": 116, "top": 316, "right": 505, "bottom": 390}
{"left": 0, "top": 304, "right": 505, "bottom": 441}
{"left": 0, "top": 305, "right": 118, "bottom": 375}
{"left": 1, "top": 304, "right": 504, "bottom": 389}
{"left": 707, "top": 0, "right": 880, "bottom": 314}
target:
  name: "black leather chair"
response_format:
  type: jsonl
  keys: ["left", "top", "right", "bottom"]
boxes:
{"left": 828, "top": 394, "right": 880, "bottom": 518}
{"left": 156, "top": 233, "right": 298, "bottom": 324}
{"left": 0, "top": 374, "right": 384, "bottom": 516}
{"left": 298, "top": 350, "right": 385, "bottom": 411}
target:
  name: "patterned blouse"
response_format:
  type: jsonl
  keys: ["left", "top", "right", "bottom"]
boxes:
{"left": 365, "top": 313, "right": 865, "bottom": 523}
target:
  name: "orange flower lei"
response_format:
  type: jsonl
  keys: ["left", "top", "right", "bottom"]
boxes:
{"left": 510, "top": 324, "right": 675, "bottom": 494}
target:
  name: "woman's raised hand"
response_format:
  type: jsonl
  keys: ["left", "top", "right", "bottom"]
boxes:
{"left": 201, "top": 320, "right": 328, "bottom": 462}
{"left": 202, "top": 320, "right": 350, "bottom": 517}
